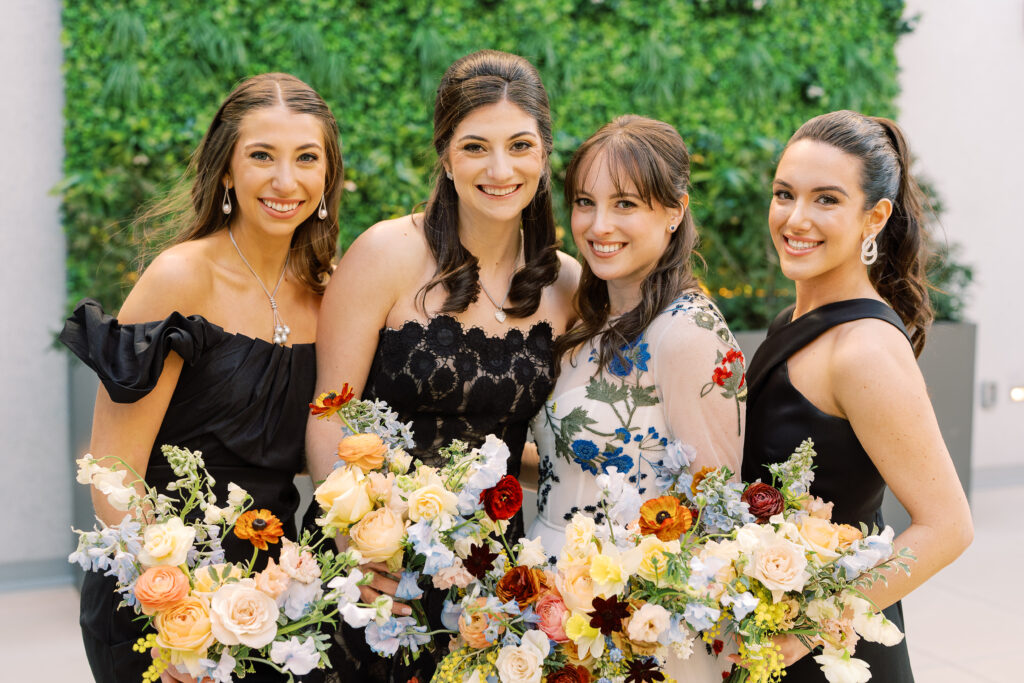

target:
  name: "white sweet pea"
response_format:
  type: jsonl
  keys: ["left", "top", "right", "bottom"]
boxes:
{"left": 327, "top": 569, "right": 364, "bottom": 606}
{"left": 75, "top": 455, "right": 104, "bottom": 485}
{"left": 516, "top": 537, "right": 548, "bottom": 568}
{"left": 91, "top": 469, "right": 136, "bottom": 512}
{"left": 844, "top": 596, "right": 904, "bottom": 646}
{"left": 226, "top": 482, "right": 248, "bottom": 508}
{"left": 339, "top": 602, "right": 376, "bottom": 628}
{"left": 813, "top": 648, "right": 871, "bottom": 683}
{"left": 468, "top": 435, "right": 510, "bottom": 490}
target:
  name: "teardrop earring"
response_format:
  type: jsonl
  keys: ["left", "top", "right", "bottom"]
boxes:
{"left": 222, "top": 186, "right": 232, "bottom": 215}
{"left": 318, "top": 194, "right": 328, "bottom": 220}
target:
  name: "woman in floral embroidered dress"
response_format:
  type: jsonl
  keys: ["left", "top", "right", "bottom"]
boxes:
{"left": 526, "top": 115, "right": 742, "bottom": 679}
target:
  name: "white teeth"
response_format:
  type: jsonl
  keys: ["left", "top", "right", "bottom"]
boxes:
{"left": 593, "top": 242, "right": 624, "bottom": 254}
{"left": 261, "top": 199, "right": 300, "bottom": 212}
{"left": 480, "top": 185, "right": 518, "bottom": 196}
{"left": 787, "top": 238, "right": 820, "bottom": 250}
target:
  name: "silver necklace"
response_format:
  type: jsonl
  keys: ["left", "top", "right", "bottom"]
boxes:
{"left": 228, "top": 229, "right": 291, "bottom": 345}
{"left": 478, "top": 232, "right": 523, "bottom": 323}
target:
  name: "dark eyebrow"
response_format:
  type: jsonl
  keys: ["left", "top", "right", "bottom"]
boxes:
{"left": 244, "top": 142, "right": 323, "bottom": 151}
{"left": 773, "top": 179, "right": 849, "bottom": 197}
{"left": 456, "top": 131, "right": 539, "bottom": 143}
{"left": 612, "top": 192, "right": 643, "bottom": 201}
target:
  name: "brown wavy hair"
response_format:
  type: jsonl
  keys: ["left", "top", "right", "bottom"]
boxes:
{"left": 416, "top": 50, "right": 560, "bottom": 317}
{"left": 139, "top": 73, "right": 341, "bottom": 294}
{"left": 788, "top": 110, "right": 932, "bottom": 356}
{"left": 554, "top": 115, "right": 700, "bottom": 375}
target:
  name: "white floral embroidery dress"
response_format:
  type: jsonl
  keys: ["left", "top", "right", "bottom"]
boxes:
{"left": 528, "top": 291, "right": 746, "bottom": 678}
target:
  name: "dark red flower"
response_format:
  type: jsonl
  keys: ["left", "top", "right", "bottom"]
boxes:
{"left": 626, "top": 657, "right": 665, "bottom": 683}
{"left": 589, "top": 595, "right": 630, "bottom": 636}
{"left": 742, "top": 482, "right": 785, "bottom": 523}
{"left": 480, "top": 475, "right": 523, "bottom": 521}
{"left": 547, "top": 665, "right": 591, "bottom": 683}
{"left": 712, "top": 639, "right": 724, "bottom": 655}
{"left": 463, "top": 542, "right": 499, "bottom": 580}
{"left": 712, "top": 367, "right": 733, "bottom": 387}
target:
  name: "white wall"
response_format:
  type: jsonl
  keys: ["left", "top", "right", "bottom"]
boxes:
{"left": 898, "top": 0, "right": 1024, "bottom": 472}
{"left": 0, "top": 0, "right": 71, "bottom": 588}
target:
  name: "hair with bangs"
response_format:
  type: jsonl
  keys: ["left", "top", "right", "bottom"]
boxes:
{"left": 555, "top": 115, "right": 700, "bottom": 375}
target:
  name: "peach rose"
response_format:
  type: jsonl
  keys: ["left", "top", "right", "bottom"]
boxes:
{"left": 555, "top": 561, "right": 596, "bottom": 614}
{"left": 137, "top": 517, "right": 195, "bottom": 568}
{"left": 135, "top": 566, "right": 190, "bottom": 615}
{"left": 626, "top": 603, "right": 671, "bottom": 645}
{"left": 801, "top": 495, "right": 835, "bottom": 520}
{"left": 348, "top": 507, "right": 406, "bottom": 563}
{"left": 836, "top": 524, "right": 863, "bottom": 550}
{"left": 209, "top": 581, "right": 280, "bottom": 648}
{"left": 798, "top": 517, "right": 841, "bottom": 560}
{"left": 279, "top": 539, "right": 322, "bottom": 584}
{"left": 192, "top": 563, "right": 243, "bottom": 596}
{"left": 432, "top": 561, "right": 474, "bottom": 590}
{"left": 254, "top": 558, "right": 291, "bottom": 600}
{"left": 459, "top": 597, "right": 503, "bottom": 648}
{"left": 744, "top": 537, "right": 810, "bottom": 602}
{"left": 315, "top": 466, "right": 373, "bottom": 530}
{"left": 337, "top": 433, "right": 387, "bottom": 472}
{"left": 154, "top": 595, "right": 215, "bottom": 676}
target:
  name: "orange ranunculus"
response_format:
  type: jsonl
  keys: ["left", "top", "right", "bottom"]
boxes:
{"left": 458, "top": 597, "right": 504, "bottom": 649}
{"left": 638, "top": 496, "right": 692, "bottom": 541}
{"left": 337, "top": 433, "right": 388, "bottom": 472}
{"left": 690, "top": 466, "right": 716, "bottom": 496}
{"left": 309, "top": 385, "right": 355, "bottom": 419}
{"left": 233, "top": 509, "right": 284, "bottom": 551}
{"left": 135, "top": 566, "right": 190, "bottom": 615}
{"left": 496, "top": 565, "right": 548, "bottom": 608}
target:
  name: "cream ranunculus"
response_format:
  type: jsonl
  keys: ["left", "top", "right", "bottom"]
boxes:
{"left": 316, "top": 466, "right": 373, "bottom": 530}
{"left": 636, "top": 536, "right": 681, "bottom": 584}
{"left": 406, "top": 483, "right": 459, "bottom": 524}
{"left": 138, "top": 517, "right": 196, "bottom": 568}
{"left": 798, "top": 517, "right": 841, "bottom": 561}
{"left": 209, "top": 580, "right": 280, "bottom": 648}
{"left": 743, "top": 536, "right": 810, "bottom": 602}
{"left": 154, "top": 595, "right": 215, "bottom": 677}
{"left": 348, "top": 507, "right": 406, "bottom": 563}
{"left": 495, "top": 630, "right": 550, "bottom": 683}
{"left": 555, "top": 561, "right": 596, "bottom": 613}
{"left": 278, "top": 539, "right": 322, "bottom": 584}
{"left": 626, "top": 602, "right": 671, "bottom": 645}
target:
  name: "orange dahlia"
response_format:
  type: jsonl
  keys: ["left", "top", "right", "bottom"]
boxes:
{"left": 638, "top": 496, "right": 692, "bottom": 541}
{"left": 309, "top": 385, "right": 355, "bottom": 419}
{"left": 233, "top": 509, "right": 284, "bottom": 550}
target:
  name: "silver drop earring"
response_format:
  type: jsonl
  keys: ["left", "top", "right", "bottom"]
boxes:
{"left": 446, "top": 170, "right": 453, "bottom": 180}
{"left": 861, "top": 234, "right": 878, "bottom": 265}
{"left": 221, "top": 186, "right": 232, "bottom": 215}
{"left": 318, "top": 194, "right": 328, "bottom": 220}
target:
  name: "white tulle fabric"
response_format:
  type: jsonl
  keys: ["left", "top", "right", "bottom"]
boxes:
{"left": 528, "top": 291, "right": 744, "bottom": 679}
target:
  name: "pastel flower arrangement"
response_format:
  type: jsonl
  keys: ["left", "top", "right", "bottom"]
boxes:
{"left": 70, "top": 444, "right": 365, "bottom": 682}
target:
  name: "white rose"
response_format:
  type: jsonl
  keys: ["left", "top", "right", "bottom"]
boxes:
{"left": 495, "top": 630, "right": 549, "bottom": 683}
{"left": 138, "top": 517, "right": 196, "bottom": 568}
{"left": 407, "top": 483, "right": 459, "bottom": 523}
{"left": 209, "top": 581, "right": 279, "bottom": 648}
{"left": 626, "top": 603, "right": 671, "bottom": 644}
{"left": 743, "top": 536, "right": 810, "bottom": 602}
{"left": 813, "top": 648, "right": 871, "bottom": 683}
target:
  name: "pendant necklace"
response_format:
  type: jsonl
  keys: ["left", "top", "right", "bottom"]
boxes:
{"left": 228, "top": 229, "right": 291, "bottom": 345}
{"left": 478, "top": 231, "right": 524, "bottom": 324}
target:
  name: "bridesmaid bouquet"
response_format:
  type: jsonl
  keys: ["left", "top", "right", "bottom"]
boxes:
{"left": 309, "top": 388, "right": 524, "bottom": 664}
{"left": 70, "top": 444, "right": 365, "bottom": 682}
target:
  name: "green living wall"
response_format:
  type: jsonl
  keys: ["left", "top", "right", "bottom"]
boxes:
{"left": 63, "top": 0, "right": 934, "bottom": 329}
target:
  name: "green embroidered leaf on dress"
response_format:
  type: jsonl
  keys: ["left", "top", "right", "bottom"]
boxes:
{"left": 586, "top": 376, "right": 630, "bottom": 404}
{"left": 630, "top": 384, "right": 660, "bottom": 407}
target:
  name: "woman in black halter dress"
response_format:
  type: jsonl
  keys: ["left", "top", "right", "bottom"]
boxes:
{"left": 303, "top": 51, "right": 579, "bottom": 683}
{"left": 63, "top": 74, "right": 342, "bottom": 683}
{"left": 741, "top": 111, "right": 972, "bottom": 681}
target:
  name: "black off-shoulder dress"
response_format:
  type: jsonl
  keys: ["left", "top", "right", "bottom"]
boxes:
{"left": 61, "top": 299, "right": 319, "bottom": 683}
{"left": 742, "top": 299, "right": 914, "bottom": 682}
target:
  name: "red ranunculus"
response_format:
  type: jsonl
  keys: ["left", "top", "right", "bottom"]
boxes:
{"left": 547, "top": 664, "right": 591, "bottom": 683}
{"left": 741, "top": 482, "right": 784, "bottom": 523}
{"left": 480, "top": 475, "right": 523, "bottom": 521}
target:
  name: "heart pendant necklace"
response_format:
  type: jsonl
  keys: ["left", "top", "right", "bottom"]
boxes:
{"left": 478, "top": 231, "right": 523, "bottom": 324}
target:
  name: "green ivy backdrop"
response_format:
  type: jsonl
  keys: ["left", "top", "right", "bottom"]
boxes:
{"left": 64, "top": 0, "right": 960, "bottom": 329}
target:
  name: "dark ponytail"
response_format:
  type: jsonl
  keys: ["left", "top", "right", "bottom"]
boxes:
{"left": 789, "top": 111, "right": 932, "bottom": 356}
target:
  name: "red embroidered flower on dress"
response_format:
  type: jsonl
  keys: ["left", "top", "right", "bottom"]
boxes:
{"left": 712, "top": 367, "right": 733, "bottom": 386}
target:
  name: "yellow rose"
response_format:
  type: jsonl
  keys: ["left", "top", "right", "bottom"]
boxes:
{"left": 348, "top": 507, "right": 406, "bottom": 563}
{"left": 337, "top": 433, "right": 387, "bottom": 472}
{"left": 555, "top": 561, "right": 596, "bottom": 613}
{"left": 315, "top": 466, "right": 373, "bottom": 530}
{"left": 192, "top": 563, "right": 243, "bottom": 596}
{"left": 799, "top": 516, "right": 841, "bottom": 560}
{"left": 138, "top": 517, "right": 195, "bottom": 568}
{"left": 407, "top": 483, "right": 458, "bottom": 523}
{"left": 636, "top": 536, "right": 681, "bottom": 584}
{"left": 154, "top": 595, "right": 214, "bottom": 676}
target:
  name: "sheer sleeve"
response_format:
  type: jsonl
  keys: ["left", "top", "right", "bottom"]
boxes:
{"left": 649, "top": 296, "right": 745, "bottom": 477}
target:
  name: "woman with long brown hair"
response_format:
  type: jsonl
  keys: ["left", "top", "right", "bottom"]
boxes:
{"left": 304, "top": 49, "right": 578, "bottom": 682}
{"left": 61, "top": 73, "right": 341, "bottom": 682}
{"left": 527, "top": 114, "right": 742, "bottom": 680}
{"left": 740, "top": 110, "right": 973, "bottom": 680}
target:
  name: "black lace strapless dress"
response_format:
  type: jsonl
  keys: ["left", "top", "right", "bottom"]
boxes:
{"left": 742, "top": 299, "right": 914, "bottom": 682}
{"left": 325, "top": 315, "right": 555, "bottom": 683}
{"left": 61, "top": 299, "right": 319, "bottom": 683}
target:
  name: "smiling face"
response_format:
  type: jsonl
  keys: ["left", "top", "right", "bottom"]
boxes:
{"left": 570, "top": 151, "right": 684, "bottom": 312}
{"left": 445, "top": 99, "right": 545, "bottom": 230}
{"left": 223, "top": 105, "right": 327, "bottom": 238}
{"left": 770, "top": 139, "right": 887, "bottom": 291}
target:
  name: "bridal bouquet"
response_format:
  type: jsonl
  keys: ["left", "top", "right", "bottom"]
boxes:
{"left": 309, "top": 388, "right": 522, "bottom": 663}
{"left": 70, "top": 445, "right": 364, "bottom": 682}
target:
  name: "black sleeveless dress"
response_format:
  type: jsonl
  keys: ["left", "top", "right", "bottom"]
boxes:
{"left": 742, "top": 298, "right": 914, "bottom": 682}
{"left": 61, "top": 299, "right": 319, "bottom": 683}
{"left": 317, "top": 315, "right": 555, "bottom": 683}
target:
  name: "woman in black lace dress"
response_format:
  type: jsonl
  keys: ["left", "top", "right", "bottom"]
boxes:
{"left": 61, "top": 74, "right": 341, "bottom": 683}
{"left": 740, "top": 111, "right": 972, "bottom": 680}
{"left": 304, "top": 50, "right": 579, "bottom": 682}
